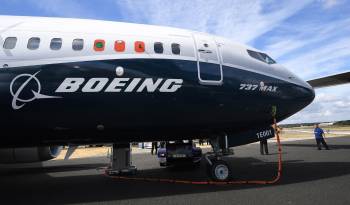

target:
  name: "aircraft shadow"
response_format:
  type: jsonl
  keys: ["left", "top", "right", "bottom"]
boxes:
{"left": 1, "top": 157, "right": 350, "bottom": 204}
{"left": 0, "top": 163, "right": 107, "bottom": 176}
{"left": 282, "top": 144, "right": 350, "bottom": 149}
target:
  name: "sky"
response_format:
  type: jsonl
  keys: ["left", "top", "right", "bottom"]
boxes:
{"left": 0, "top": 0, "right": 349, "bottom": 124}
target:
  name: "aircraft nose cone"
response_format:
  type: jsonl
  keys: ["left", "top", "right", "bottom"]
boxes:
{"left": 279, "top": 81, "right": 315, "bottom": 119}
{"left": 298, "top": 81, "right": 315, "bottom": 105}
{"left": 306, "top": 85, "right": 316, "bottom": 104}
{"left": 293, "top": 79, "right": 315, "bottom": 106}
{"left": 302, "top": 80, "right": 315, "bottom": 102}
{"left": 296, "top": 82, "right": 315, "bottom": 110}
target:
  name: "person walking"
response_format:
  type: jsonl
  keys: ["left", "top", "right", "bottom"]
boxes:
{"left": 314, "top": 124, "right": 330, "bottom": 150}
{"left": 260, "top": 138, "right": 269, "bottom": 155}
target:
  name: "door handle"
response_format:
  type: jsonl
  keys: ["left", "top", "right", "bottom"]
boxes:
{"left": 198, "top": 49, "right": 212, "bottom": 54}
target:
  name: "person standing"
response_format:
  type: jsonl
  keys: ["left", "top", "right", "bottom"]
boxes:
{"left": 260, "top": 139, "right": 269, "bottom": 155}
{"left": 160, "top": 141, "right": 166, "bottom": 148}
{"left": 314, "top": 124, "right": 330, "bottom": 150}
{"left": 151, "top": 141, "right": 158, "bottom": 155}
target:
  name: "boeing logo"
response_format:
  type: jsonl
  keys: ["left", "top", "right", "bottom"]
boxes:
{"left": 55, "top": 78, "right": 184, "bottom": 93}
{"left": 10, "top": 71, "right": 61, "bottom": 110}
{"left": 10, "top": 72, "right": 184, "bottom": 110}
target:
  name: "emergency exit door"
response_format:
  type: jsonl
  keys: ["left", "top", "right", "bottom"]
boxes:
{"left": 193, "top": 33, "right": 223, "bottom": 85}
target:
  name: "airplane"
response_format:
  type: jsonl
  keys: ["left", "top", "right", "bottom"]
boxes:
{"left": 0, "top": 15, "right": 347, "bottom": 181}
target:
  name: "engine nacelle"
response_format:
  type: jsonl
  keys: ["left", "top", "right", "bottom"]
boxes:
{"left": 0, "top": 146, "right": 62, "bottom": 163}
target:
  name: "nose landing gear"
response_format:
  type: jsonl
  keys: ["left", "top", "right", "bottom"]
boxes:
{"left": 209, "top": 160, "right": 231, "bottom": 181}
{"left": 205, "top": 134, "right": 234, "bottom": 181}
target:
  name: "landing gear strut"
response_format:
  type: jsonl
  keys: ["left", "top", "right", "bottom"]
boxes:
{"left": 205, "top": 134, "right": 234, "bottom": 181}
{"left": 106, "top": 143, "right": 137, "bottom": 176}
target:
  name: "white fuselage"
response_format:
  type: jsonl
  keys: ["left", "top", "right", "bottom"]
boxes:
{"left": 0, "top": 15, "right": 315, "bottom": 148}
{"left": 0, "top": 15, "right": 309, "bottom": 88}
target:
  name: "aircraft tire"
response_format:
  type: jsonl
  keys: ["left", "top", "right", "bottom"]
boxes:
{"left": 208, "top": 160, "right": 231, "bottom": 181}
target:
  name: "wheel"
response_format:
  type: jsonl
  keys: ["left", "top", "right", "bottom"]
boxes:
{"left": 209, "top": 160, "right": 231, "bottom": 181}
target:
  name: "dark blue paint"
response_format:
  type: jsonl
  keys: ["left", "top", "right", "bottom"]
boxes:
{"left": 198, "top": 62, "right": 221, "bottom": 81}
{"left": 0, "top": 59, "right": 314, "bottom": 147}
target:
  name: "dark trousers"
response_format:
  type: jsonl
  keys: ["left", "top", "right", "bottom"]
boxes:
{"left": 316, "top": 138, "right": 329, "bottom": 150}
{"left": 199, "top": 139, "right": 203, "bottom": 146}
{"left": 260, "top": 139, "right": 269, "bottom": 155}
{"left": 151, "top": 142, "right": 158, "bottom": 155}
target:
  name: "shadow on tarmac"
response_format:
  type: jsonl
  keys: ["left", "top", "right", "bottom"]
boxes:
{"left": 282, "top": 144, "right": 350, "bottom": 149}
{"left": 0, "top": 163, "right": 107, "bottom": 176}
{"left": 1, "top": 156, "right": 350, "bottom": 204}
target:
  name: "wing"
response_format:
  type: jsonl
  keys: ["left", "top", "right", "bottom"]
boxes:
{"left": 307, "top": 71, "right": 350, "bottom": 88}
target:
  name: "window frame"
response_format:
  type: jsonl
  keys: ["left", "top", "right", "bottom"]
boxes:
{"left": 247, "top": 50, "right": 276, "bottom": 65}
{"left": 94, "top": 39, "right": 105, "bottom": 52}
{"left": 114, "top": 40, "right": 125, "bottom": 52}
{"left": 72, "top": 39, "right": 84, "bottom": 51}
{"left": 171, "top": 43, "right": 181, "bottom": 55}
{"left": 3, "top": 37, "right": 17, "bottom": 49}
{"left": 27, "top": 37, "right": 41, "bottom": 50}
{"left": 50, "top": 38, "right": 62, "bottom": 51}
{"left": 154, "top": 42, "right": 164, "bottom": 54}
{"left": 259, "top": 52, "right": 276, "bottom": 64}
{"left": 135, "top": 41, "right": 145, "bottom": 53}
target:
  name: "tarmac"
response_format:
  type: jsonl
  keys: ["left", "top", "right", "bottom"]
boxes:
{"left": 0, "top": 136, "right": 349, "bottom": 205}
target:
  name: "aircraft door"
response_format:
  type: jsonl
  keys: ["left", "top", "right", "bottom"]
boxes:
{"left": 193, "top": 33, "right": 223, "bottom": 85}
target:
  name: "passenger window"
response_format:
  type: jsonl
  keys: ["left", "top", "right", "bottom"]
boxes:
{"left": 135, "top": 41, "right": 145, "bottom": 53}
{"left": 27, "top": 37, "right": 40, "bottom": 50}
{"left": 50, "top": 38, "right": 62, "bottom": 50}
{"left": 115, "top": 40, "right": 125, "bottom": 52}
{"left": 72, "top": 39, "right": 84, "bottom": 51}
{"left": 94, "top": 39, "right": 105, "bottom": 52}
{"left": 171, "top": 43, "right": 180, "bottom": 55}
{"left": 154, "top": 42, "right": 163, "bottom": 54}
{"left": 3, "top": 37, "right": 17, "bottom": 49}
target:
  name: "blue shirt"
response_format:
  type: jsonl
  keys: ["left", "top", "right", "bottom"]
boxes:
{"left": 314, "top": 127, "right": 324, "bottom": 139}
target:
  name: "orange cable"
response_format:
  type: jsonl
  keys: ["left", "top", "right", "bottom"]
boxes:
{"left": 104, "top": 118, "right": 282, "bottom": 185}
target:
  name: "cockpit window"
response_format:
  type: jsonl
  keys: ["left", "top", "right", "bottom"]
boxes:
{"left": 247, "top": 50, "right": 262, "bottom": 62}
{"left": 247, "top": 50, "right": 276, "bottom": 64}
{"left": 259, "top": 52, "right": 276, "bottom": 64}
